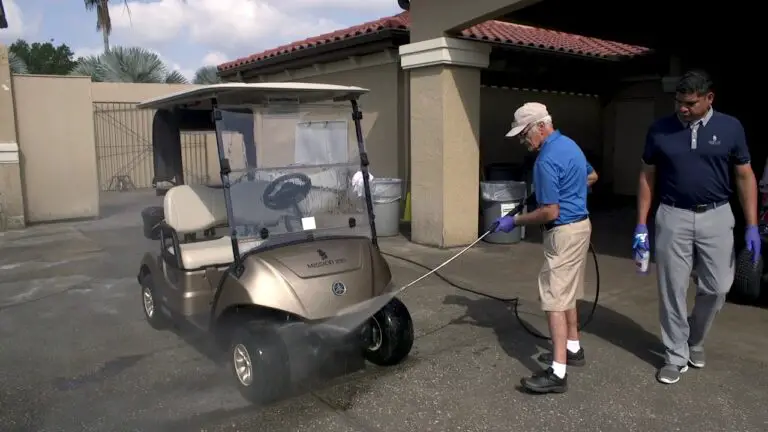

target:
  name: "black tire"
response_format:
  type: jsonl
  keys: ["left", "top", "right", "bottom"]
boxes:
{"left": 363, "top": 297, "right": 414, "bottom": 366}
{"left": 731, "top": 248, "right": 763, "bottom": 302}
{"left": 229, "top": 322, "right": 290, "bottom": 405}
{"left": 141, "top": 206, "right": 165, "bottom": 240}
{"left": 140, "top": 274, "right": 169, "bottom": 330}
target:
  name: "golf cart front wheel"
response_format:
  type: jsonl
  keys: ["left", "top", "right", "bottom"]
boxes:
{"left": 140, "top": 274, "right": 169, "bottom": 330}
{"left": 363, "top": 297, "right": 414, "bottom": 366}
{"left": 229, "top": 323, "right": 290, "bottom": 405}
{"left": 731, "top": 248, "right": 763, "bottom": 302}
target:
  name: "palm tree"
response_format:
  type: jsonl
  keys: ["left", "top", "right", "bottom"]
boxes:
{"left": 70, "top": 46, "right": 189, "bottom": 84}
{"left": 192, "top": 66, "right": 222, "bottom": 84}
{"left": 84, "top": 0, "right": 131, "bottom": 53}
{"left": 8, "top": 51, "right": 28, "bottom": 74}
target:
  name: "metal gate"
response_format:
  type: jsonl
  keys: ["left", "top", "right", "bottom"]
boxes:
{"left": 93, "top": 102, "right": 210, "bottom": 191}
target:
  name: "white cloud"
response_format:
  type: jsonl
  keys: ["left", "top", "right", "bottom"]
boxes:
{"left": 108, "top": 0, "right": 346, "bottom": 51}
{"left": 0, "top": 0, "right": 26, "bottom": 40}
{"left": 283, "top": 0, "right": 399, "bottom": 12}
{"left": 202, "top": 51, "right": 229, "bottom": 66}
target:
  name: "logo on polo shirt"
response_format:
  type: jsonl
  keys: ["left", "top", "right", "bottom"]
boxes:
{"left": 708, "top": 135, "right": 721, "bottom": 146}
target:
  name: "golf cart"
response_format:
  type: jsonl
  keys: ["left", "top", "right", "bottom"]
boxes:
{"left": 135, "top": 83, "right": 414, "bottom": 404}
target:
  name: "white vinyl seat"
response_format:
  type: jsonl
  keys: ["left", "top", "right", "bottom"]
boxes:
{"left": 163, "top": 184, "right": 263, "bottom": 269}
{"left": 167, "top": 235, "right": 265, "bottom": 269}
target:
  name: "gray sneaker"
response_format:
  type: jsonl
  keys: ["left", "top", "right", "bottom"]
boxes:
{"left": 656, "top": 364, "right": 688, "bottom": 384}
{"left": 688, "top": 350, "right": 705, "bottom": 368}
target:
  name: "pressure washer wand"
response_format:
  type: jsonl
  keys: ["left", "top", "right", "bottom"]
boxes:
{"left": 396, "top": 193, "right": 534, "bottom": 293}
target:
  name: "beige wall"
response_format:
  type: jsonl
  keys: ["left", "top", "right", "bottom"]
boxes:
{"left": 8, "top": 77, "right": 214, "bottom": 225}
{"left": 480, "top": 86, "right": 602, "bottom": 169}
{"left": 0, "top": 46, "right": 24, "bottom": 230}
{"left": 256, "top": 51, "right": 405, "bottom": 182}
{"left": 12, "top": 75, "right": 99, "bottom": 222}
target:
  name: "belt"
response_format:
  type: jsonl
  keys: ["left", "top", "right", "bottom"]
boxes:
{"left": 543, "top": 215, "right": 588, "bottom": 232}
{"left": 661, "top": 199, "right": 729, "bottom": 213}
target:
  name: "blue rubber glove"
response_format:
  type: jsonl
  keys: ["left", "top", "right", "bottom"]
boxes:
{"left": 745, "top": 225, "right": 761, "bottom": 264}
{"left": 632, "top": 224, "right": 650, "bottom": 252}
{"left": 494, "top": 215, "right": 516, "bottom": 233}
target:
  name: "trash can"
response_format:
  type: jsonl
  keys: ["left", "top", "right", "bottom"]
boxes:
{"left": 371, "top": 178, "right": 403, "bottom": 237}
{"left": 480, "top": 180, "right": 527, "bottom": 244}
{"left": 141, "top": 206, "right": 165, "bottom": 240}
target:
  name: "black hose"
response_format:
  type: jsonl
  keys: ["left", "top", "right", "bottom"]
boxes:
{"left": 381, "top": 192, "right": 601, "bottom": 341}
{"left": 381, "top": 244, "right": 599, "bottom": 340}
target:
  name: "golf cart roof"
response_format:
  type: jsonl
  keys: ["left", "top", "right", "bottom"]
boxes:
{"left": 136, "top": 83, "right": 370, "bottom": 110}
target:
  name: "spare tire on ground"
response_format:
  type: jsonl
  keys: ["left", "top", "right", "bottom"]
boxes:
{"left": 730, "top": 248, "right": 763, "bottom": 302}
{"left": 141, "top": 206, "right": 165, "bottom": 240}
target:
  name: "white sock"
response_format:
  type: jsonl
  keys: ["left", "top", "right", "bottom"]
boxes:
{"left": 551, "top": 361, "right": 566, "bottom": 379}
{"left": 566, "top": 339, "right": 581, "bottom": 353}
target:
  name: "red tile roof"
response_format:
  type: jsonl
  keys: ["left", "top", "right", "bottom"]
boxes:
{"left": 218, "top": 12, "right": 650, "bottom": 72}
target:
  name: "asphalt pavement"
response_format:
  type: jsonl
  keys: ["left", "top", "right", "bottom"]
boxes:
{"left": 0, "top": 191, "right": 766, "bottom": 432}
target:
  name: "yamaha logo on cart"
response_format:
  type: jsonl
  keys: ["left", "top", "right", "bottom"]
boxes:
{"left": 331, "top": 281, "right": 347, "bottom": 296}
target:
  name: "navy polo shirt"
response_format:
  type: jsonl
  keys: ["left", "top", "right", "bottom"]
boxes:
{"left": 533, "top": 130, "right": 593, "bottom": 225}
{"left": 642, "top": 110, "right": 750, "bottom": 208}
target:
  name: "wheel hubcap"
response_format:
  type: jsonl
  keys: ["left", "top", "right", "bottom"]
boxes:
{"left": 142, "top": 286, "right": 154, "bottom": 318}
{"left": 367, "top": 317, "right": 383, "bottom": 351}
{"left": 233, "top": 344, "right": 253, "bottom": 386}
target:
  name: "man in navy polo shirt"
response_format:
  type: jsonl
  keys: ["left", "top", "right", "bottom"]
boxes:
{"left": 494, "top": 102, "right": 598, "bottom": 394}
{"left": 634, "top": 70, "right": 759, "bottom": 385}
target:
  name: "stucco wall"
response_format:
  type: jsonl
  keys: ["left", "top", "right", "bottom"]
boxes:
{"left": 257, "top": 53, "right": 405, "bottom": 182}
{"left": 10, "top": 77, "right": 211, "bottom": 223}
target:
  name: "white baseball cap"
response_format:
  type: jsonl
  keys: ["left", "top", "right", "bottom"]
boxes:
{"left": 505, "top": 102, "right": 551, "bottom": 137}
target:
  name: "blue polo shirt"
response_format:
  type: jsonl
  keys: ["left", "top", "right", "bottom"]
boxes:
{"left": 534, "top": 130, "right": 593, "bottom": 225}
{"left": 642, "top": 110, "right": 750, "bottom": 207}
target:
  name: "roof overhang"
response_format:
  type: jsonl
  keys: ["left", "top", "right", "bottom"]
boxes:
{"left": 218, "top": 29, "right": 409, "bottom": 80}
{"left": 136, "top": 83, "right": 370, "bottom": 111}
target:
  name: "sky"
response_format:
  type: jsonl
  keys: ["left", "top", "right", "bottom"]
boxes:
{"left": 0, "top": 0, "right": 403, "bottom": 79}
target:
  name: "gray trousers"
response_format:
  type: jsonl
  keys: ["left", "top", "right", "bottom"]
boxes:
{"left": 654, "top": 203, "right": 735, "bottom": 367}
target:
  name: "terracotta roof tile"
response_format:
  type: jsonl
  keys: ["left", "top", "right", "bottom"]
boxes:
{"left": 218, "top": 12, "right": 649, "bottom": 72}
{"left": 462, "top": 20, "right": 649, "bottom": 58}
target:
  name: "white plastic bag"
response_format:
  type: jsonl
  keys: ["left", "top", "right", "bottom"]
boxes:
{"left": 351, "top": 170, "right": 374, "bottom": 198}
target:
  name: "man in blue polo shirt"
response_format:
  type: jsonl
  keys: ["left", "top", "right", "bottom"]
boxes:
{"left": 494, "top": 102, "right": 598, "bottom": 394}
{"left": 634, "top": 70, "right": 759, "bottom": 385}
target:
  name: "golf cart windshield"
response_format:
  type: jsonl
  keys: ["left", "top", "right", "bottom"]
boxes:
{"left": 216, "top": 101, "right": 372, "bottom": 250}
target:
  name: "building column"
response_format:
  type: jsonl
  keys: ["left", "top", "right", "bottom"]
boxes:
{"left": 0, "top": 45, "right": 24, "bottom": 231}
{"left": 399, "top": 37, "right": 490, "bottom": 248}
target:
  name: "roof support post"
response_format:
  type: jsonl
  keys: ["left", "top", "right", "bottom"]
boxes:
{"left": 399, "top": 37, "right": 490, "bottom": 247}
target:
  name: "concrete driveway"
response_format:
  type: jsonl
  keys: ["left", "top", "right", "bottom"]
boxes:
{"left": 0, "top": 191, "right": 766, "bottom": 431}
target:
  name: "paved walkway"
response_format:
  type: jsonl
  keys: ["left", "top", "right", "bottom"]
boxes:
{"left": 0, "top": 191, "right": 766, "bottom": 431}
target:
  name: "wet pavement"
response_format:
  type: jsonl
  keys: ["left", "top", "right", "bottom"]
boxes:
{"left": 0, "top": 191, "right": 767, "bottom": 431}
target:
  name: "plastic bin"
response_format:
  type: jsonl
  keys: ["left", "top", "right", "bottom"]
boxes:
{"left": 371, "top": 178, "right": 403, "bottom": 237}
{"left": 141, "top": 206, "right": 165, "bottom": 240}
{"left": 480, "top": 180, "right": 527, "bottom": 244}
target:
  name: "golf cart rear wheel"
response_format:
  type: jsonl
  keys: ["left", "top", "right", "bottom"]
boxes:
{"left": 731, "top": 248, "right": 763, "bottom": 302}
{"left": 140, "top": 274, "right": 169, "bottom": 330}
{"left": 363, "top": 297, "right": 414, "bottom": 366}
{"left": 229, "top": 322, "right": 290, "bottom": 405}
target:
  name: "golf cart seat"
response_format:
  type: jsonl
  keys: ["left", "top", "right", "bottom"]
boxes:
{"left": 164, "top": 184, "right": 263, "bottom": 269}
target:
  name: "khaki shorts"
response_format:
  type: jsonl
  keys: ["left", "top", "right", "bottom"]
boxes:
{"left": 538, "top": 218, "right": 592, "bottom": 312}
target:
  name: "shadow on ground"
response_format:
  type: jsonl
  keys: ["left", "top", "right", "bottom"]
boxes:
{"left": 443, "top": 296, "right": 664, "bottom": 372}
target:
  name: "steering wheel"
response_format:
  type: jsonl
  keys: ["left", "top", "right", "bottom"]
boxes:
{"left": 262, "top": 172, "right": 313, "bottom": 214}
